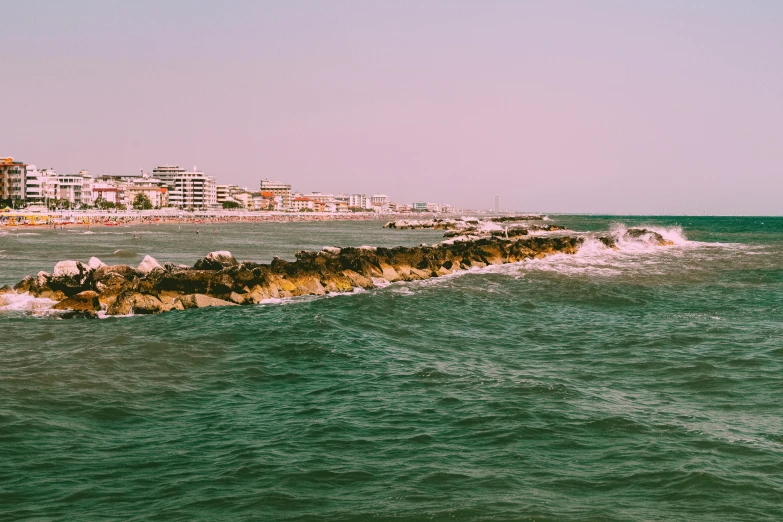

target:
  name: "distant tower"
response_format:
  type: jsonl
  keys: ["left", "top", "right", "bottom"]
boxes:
{"left": 494, "top": 194, "right": 500, "bottom": 213}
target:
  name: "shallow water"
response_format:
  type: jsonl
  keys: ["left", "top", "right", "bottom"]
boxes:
{"left": 1, "top": 216, "right": 782, "bottom": 520}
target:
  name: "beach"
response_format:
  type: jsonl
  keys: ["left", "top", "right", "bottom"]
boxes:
{"left": 0, "top": 209, "right": 448, "bottom": 228}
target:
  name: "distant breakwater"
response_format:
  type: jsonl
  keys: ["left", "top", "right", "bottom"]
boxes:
{"left": 3, "top": 235, "right": 596, "bottom": 317}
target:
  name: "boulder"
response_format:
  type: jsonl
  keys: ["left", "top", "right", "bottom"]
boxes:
{"left": 130, "top": 294, "right": 165, "bottom": 314}
{"left": 39, "top": 289, "right": 67, "bottom": 301}
{"left": 53, "top": 260, "right": 91, "bottom": 279}
{"left": 342, "top": 270, "right": 374, "bottom": 289}
{"left": 49, "top": 261, "right": 93, "bottom": 295}
{"left": 193, "top": 251, "right": 238, "bottom": 270}
{"left": 228, "top": 291, "right": 247, "bottom": 304}
{"left": 0, "top": 285, "right": 15, "bottom": 295}
{"left": 177, "top": 294, "right": 238, "bottom": 309}
{"left": 52, "top": 290, "right": 101, "bottom": 312}
{"left": 36, "top": 271, "right": 51, "bottom": 287}
{"left": 137, "top": 255, "right": 164, "bottom": 274}
{"left": 164, "top": 262, "right": 191, "bottom": 272}
{"left": 88, "top": 257, "right": 107, "bottom": 270}
{"left": 107, "top": 292, "right": 135, "bottom": 315}
{"left": 13, "top": 276, "right": 34, "bottom": 293}
{"left": 322, "top": 246, "right": 341, "bottom": 255}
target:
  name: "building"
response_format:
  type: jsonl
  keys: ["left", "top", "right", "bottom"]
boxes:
{"left": 228, "top": 187, "right": 252, "bottom": 209}
{"left": 169, "top": 170, "right": 217, "bottom": 209}
{"left": 260, "top": 179, "right": 292, "bottom": 209}
{"left": 371, "top": 194, "right": 389, "bottom": 207}
{"left": 290, "top": 196, "right": 324, "bottom": 212}
{"left": 151, "top": 164, "right": 186, "bottom": 187}
{"left": 249, "top": 191, "right": 279, "bottom": 211}
{"left": 347, "top": 193, "right": 371, "bottom": 209}
{"left": 303, "top": 192, "right": 334, "bottom": 204}
{"left": 216, "top": 184, "right": 231, "bottom": 204}
{"left": 41, "top": 170, "right": 94, "bottom": 207}
{"left": 412, "top": 201, "right": 428, "bottom": 211}
{"left": 0, "top": 157, "right": 28, "bottom": 201}
{"left": 124, "top": 185, "right": 168, "bottom": 208}
{"left": 92, "top": 182, "right": 121, "bottom": 205}
{"left": 24, "top": 165, "right": 49, "bottom": 203}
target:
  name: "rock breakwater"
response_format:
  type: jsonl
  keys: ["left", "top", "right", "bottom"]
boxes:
{"left": 8, "top": 236, "right": 586, "bottom": 317}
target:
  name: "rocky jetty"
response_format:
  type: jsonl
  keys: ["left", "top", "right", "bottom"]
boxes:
{"left": 384, "top": 217, "right": 565, "bottom": 239}
{"left": 9, "top": 236, "right": 586, "bottom": 317}
{"left": 383, "top": 218, "right": 478, "bottom": 231}
{"left": 489, "top": 215, "right": 546, "bottom": 222}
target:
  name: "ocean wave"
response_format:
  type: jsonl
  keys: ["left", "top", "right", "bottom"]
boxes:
{"left": 0, "top": 292, "right": 56, "bottom": 315}
{"left": 111, "top": 249, "right": 138, "bottom": 258}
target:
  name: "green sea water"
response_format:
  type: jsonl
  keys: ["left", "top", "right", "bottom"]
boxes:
{"left": 1, "top": 216, "right": 781, "bottom": 521}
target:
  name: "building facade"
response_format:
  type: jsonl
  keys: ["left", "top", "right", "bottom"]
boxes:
{"left": 348, "top": 193, "right": 371, "bottom": 209}
{"left": 0, "top": 157, "right": 28, "bottom": 201}
{"left": 169, "top": 171, "right": 217, "bottom": 209}
{"left": 260, "top": 179, "right": 292, "bottom": 209}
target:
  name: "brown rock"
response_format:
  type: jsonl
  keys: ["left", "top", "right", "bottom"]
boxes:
{"left": 177, "top": 294, "right": 238, "bottom": 309}
{"left": 53, "top": 291, "right": 101, "bottom": 312}
{"left": 342, "top": 270, "right": 374, "bottom": 289}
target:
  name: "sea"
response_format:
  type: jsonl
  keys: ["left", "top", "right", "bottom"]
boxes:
{"left": 1, "top": 216, "right": 781, "bottom": 521}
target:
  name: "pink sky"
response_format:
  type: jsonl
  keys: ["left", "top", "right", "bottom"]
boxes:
{"left": 2, "top": 1, "right": 781, "bottom": 213}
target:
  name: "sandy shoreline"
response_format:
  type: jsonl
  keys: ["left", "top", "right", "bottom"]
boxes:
{"left": 0, "top": 211, "right": 448, "bottom": 228}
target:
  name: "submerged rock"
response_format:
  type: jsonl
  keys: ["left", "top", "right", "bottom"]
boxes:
{"left": 624, "top": 228, "right": 672, "bottom": 246}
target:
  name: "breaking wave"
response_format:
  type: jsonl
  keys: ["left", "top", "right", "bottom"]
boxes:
{"left": 0, "top": 293, "right": 56, "bottom": 315}
{"left": 112, "top": 249, "right": 139, "bottom": 258}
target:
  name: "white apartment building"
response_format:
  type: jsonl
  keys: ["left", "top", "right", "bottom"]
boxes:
{"left": 24, "top": 165, "right": 46, "bottom": 202}
{"left": 371, "top": 194, "right": 389, "bottom": 206}
{"left": 169, "top": 170, "right": 217, "bottom": 209}
{"left": 348, "top": 193, "right": 371, "bottom": 209}
{"left": 52, "top": 171, "right": 94, "bottom": 206}
{"left": 216, "top": 184, "right": 231, "bottom": 204}
{"left": 151, "top": 164, "right": 186, "bottom": 187}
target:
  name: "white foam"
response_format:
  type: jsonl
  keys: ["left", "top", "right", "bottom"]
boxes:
{"left": 0, "top": 292, "right": 57, "bottom": 315}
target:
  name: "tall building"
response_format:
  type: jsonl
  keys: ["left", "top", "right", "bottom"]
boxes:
{"left": 260, "top": 179, "right": 292, "bottom": 209}
{"left": 151, "top": 165, "right": 186, "bottom": 187}
{"left": 169, "top": 170, "right": 217, "bottom": 209}
{"left": 494, "top": 195, "right": 500, "bottom": 213}
{"left": 347, "top": 194, "right": 370, "bottom": 209}
{"left": 0, "top": 157, "right": 28, "bottom": 201}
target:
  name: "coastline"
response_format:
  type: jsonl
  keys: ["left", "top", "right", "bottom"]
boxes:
{"left": 0, "top": 210, "right": 463, "bottom": 228}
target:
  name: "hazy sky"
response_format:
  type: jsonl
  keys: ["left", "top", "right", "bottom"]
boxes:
{"left": 2, "top": 1, "right": 781, "bottom": 213}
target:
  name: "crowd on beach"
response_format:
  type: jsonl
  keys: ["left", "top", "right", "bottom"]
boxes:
{"left": 0, "top": 210, "right": 445, "bottom": 228}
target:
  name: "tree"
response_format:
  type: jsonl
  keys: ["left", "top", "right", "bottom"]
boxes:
{"left": 222, "top": 200, "right": 241, "bottom": 209}
{"left": 132, "top": 193, "right": 153, "bottom": 210}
